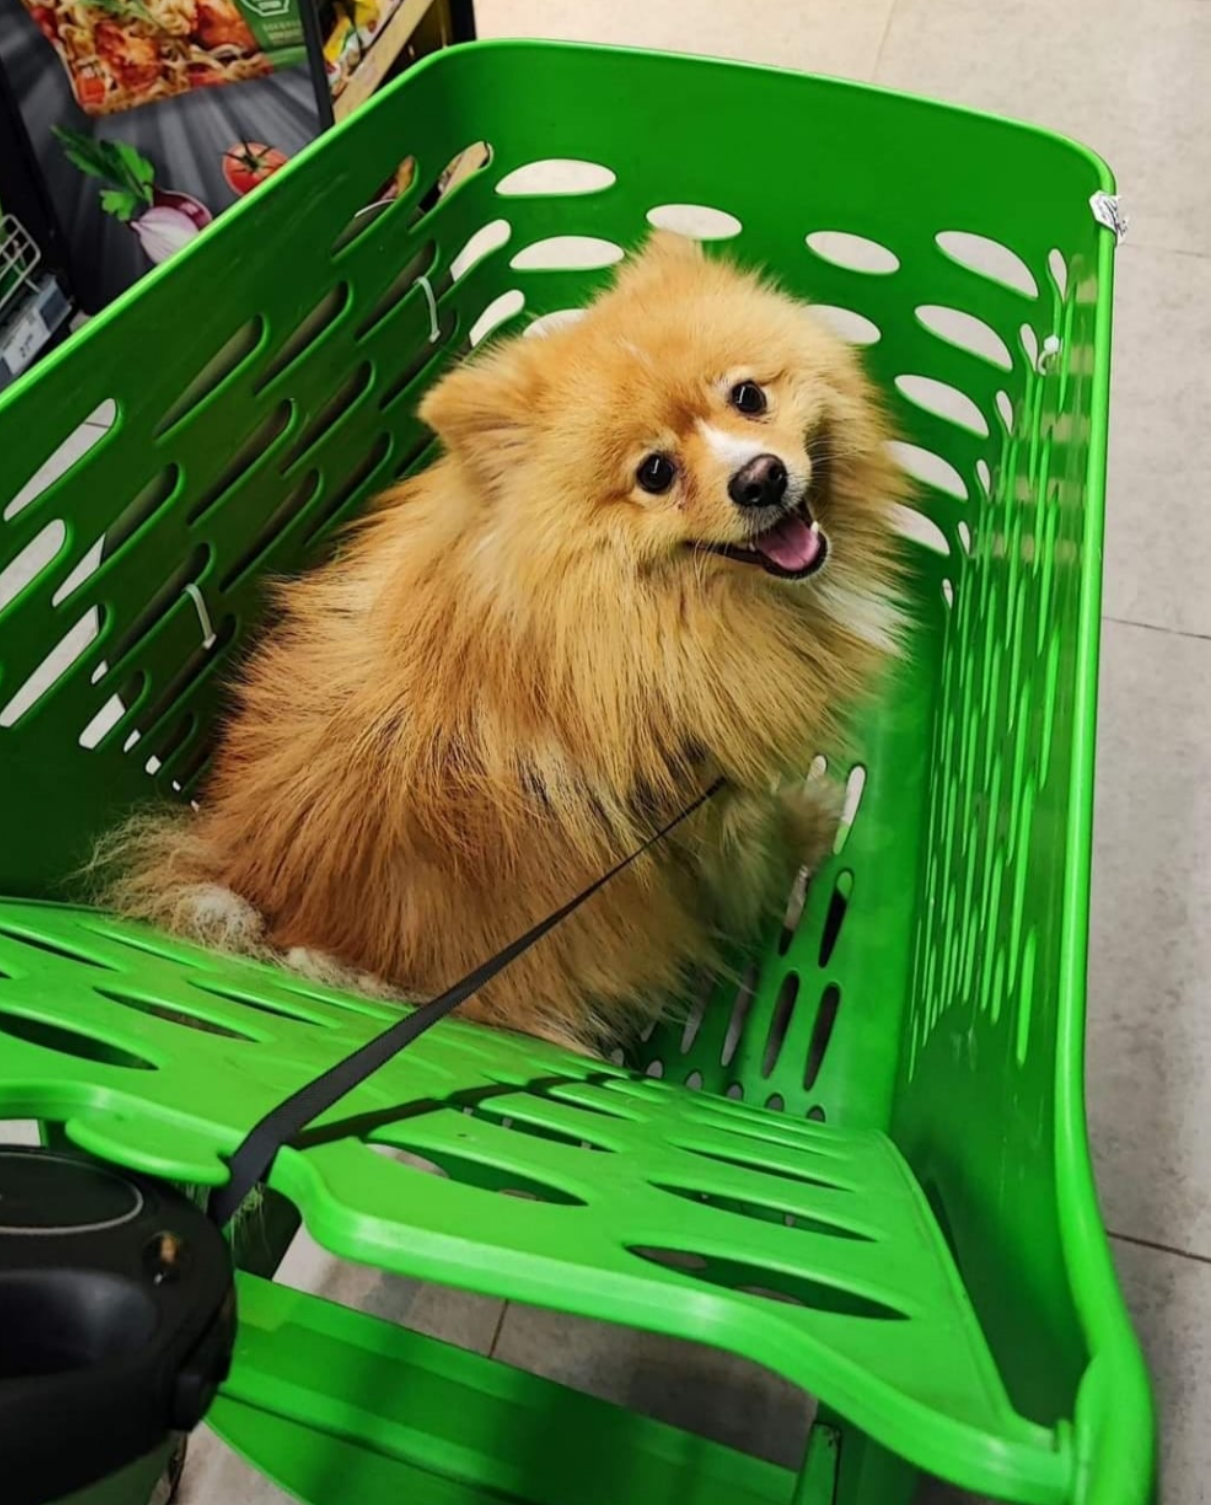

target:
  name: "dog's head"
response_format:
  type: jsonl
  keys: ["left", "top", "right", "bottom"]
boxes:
{"left": 421, "top": 232, "right": 901, "bottom": 610}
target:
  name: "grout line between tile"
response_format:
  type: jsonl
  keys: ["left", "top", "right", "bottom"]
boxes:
{"left": 487, "top": 1299, "right": 510, "bottom": 1358}
{"left": 1120, "top": 238, "right": 1211, "bottom": 263}
{"left": 1110, "top": 1229, "right": 1211, "bottom": 1269}
{"left": 870, "top": 0, "right": 899, "bottom": 79}
{"left": 1104, "top": 614, "right": 1211, "bottom": 645}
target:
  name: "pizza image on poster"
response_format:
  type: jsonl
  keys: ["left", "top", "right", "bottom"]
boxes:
{"left": 18, "top": 0, "right": 306, "bottom": 114}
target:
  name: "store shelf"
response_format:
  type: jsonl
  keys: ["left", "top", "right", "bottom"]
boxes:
{"left": 0, "top": 274, "right": 71, "bottom": 390}
{"left": 0, "top": 213, "right": 40, "bottom": 324}
{"left": 333, "top": 0, "right": 440, "bottom": 121}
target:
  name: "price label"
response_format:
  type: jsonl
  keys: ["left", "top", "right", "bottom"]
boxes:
{"left": 6, "top": 305, "right": 49, "bottom": 377}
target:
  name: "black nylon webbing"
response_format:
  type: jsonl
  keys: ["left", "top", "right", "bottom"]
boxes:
{"left": 208, "top": 777, "right": 723, "bottom": 1225}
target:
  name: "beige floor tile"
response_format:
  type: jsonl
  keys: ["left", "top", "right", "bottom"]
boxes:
{"left": 1112, "top": 1237, "right": 1211, "bottom": 1505}
{"left": 489, "top": 1302, "right": 812, "bottom": 1469}
{"left": 1103, "top": 244, "right": 1211, "bottom": 637}
{"left": 875, "top": 0, "right": 1211, "bottom": 257}
{"left": 1087, "top": 619, "right": 1211, "bottom": 1253}
{"left": 176, "top": 1428, "right": 292, "bottom": 1505}
{"left": 476, "top": 0, "right": 896, "bottom": 81}
{"left": 274, "top": 1225, "right": 506, "bottom": 1350}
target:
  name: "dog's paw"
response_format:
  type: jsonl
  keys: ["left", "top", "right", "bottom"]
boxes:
{"left": 179, "top": 884, "right": 266, "bottom": 951}
{"left": 282, "top": 945, "right": 394, "bottom": 999}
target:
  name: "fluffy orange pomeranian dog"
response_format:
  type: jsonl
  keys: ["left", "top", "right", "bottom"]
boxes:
{"left": 101, "top": 232, "right": 906, "bottom": 1053}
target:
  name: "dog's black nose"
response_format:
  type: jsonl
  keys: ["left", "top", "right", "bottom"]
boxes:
{"left": 729, "top": 454, "right": 788, "bottom": 509}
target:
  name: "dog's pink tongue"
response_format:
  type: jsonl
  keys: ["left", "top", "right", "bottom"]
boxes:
{"left": 754, "top": 512, "right": 822, "bottom": 573}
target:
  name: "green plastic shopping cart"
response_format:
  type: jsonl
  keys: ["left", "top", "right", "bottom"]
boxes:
{"left": 0, "top": 39, "right": 1153, "bottom": 1505}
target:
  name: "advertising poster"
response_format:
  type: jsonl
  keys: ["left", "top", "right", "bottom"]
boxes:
{"left": 0, "top": 0, "right": 323, "bottom": 311}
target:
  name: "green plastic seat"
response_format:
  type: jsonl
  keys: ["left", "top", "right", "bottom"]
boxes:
{"left": 0, "top": 40, "right": 1152, "bottom": 1505}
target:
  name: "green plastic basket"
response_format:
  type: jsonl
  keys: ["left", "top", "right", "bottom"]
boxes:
{"left": 0, "top": 39, "right": 1152, "bottom": 1505}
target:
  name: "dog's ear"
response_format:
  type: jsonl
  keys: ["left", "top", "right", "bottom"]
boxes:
{"left": 610, "top": 230, "right": 704, "bottom": 294}
{"left": 420, "top": 341, "right": 542, "bottom": 476}
{"left": 640, "top": 229, "right": 704, "bottom": 264}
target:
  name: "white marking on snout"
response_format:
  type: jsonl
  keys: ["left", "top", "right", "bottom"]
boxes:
{"left": 696, "top": 421, "right": 810, "bottom": 505}
{"left": 696, "top": 420, "right": 766, "bottom": 470}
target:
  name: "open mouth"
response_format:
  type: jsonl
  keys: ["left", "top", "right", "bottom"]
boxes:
{"left": 700, "top": 503, "right": 829, "bottom": 580}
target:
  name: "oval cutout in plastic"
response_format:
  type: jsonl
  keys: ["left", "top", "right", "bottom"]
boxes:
{"left": 469, "top": 290, "right": 525, "bottom": 347}
{"left": 721, "top": 962, "right": 759, "bottom": 1068}
{"left": 0, "top": 519, "right": 66, "bottom": 613}
{"left": 887, "top": 442, "right": 968, "bottom": 500}
{"left": 524, "top": 308, "right": 587, "bottom": 339}
{"left": 0, "top": 608, "right": 101, "bottom": 728}
{"left": 511, "top": 235, "right": 624, "bottom": 271}
{"left": 646, "top": 203, "right": 741, "bottom": 240}
{"left": 0, "top": 1008, "right": 155, "bottom": 1070}
{"left": 628, "top": 1244, "right": 906, "bottom": 1319}
{"left": 779, "top": 865, "right": 811, "bottom": 955}
{"left": 330, "top": 155, "right": 418, "bottom": 256}
{"left": 895, "top": 375, "right": 988, "bottom": 436}
{"left": 806, "top": 230, "right": 898, "bottom": 274}
{"left": 449, "top": 218, "right": 511, "bottom": 282}
{"left": 377, "top": 321, "right": 457, "bottom": 413}
{"left": 834, "top": 767, "right": 867, "bottom": 855}
{"left": 367, "top": 1143, "right": 447, "bottom": 1174}
{"left": 422, "top": 143, "right": 492, "bottom": 216}
{"left": 1048, "top": 248, "right": 1068, "bottom": 300}
{"left": 374, "top": 1139, "right": 584, "bottom": 1204}
{"left": 995, "top": 390, "right": 1015, "bottom": 430}
{"left": 188, "top": 402, "right": 294, "bottom": 523}
{"left": 79, "top": 690, "right": 130, "bottom": 750}
{"left": 280, "top": 368, "right": 371, "bottom": 475}
{"left": 98, "top": 988, "right": 258, "bottom": 1042}
{"left": 761, "top": 972, "right": 800, "bottom": 1077}
{"left": 6, "top": 404, "right": 116, "bottom": 521}
{"left": 810, "top": 305, "right": 881, "bottom": 345}
{"left": 936, "top": 231, "right": 1038, "bottom": 299}
{"left": 1019, "top": 323, "right": 1039, "bottom": 367}
{"left": 156, "top": 317, "right": 266, "bottom": 437}
{"left": 256, "top": 287, "right": 350, "bottom": 392}
{"left": 354, "top": 244, "right": 437, "bottom": 343}
{"left": 496, "top": 158, "right": 616, "bottom": 196}
{"left": 917, "top": 305, "right": 1012, "bottom": 370}
{"left": 54, "top": 466, "right": 181, "bottom": 608}
{"left": 804, "top": 983, "right": 842, "bottom": 1089}
{"left": 680, "top": 970, "right": 713, "bottom": 1053}
{"left": 818, "top": 869, "right": 853, "bottom": 967}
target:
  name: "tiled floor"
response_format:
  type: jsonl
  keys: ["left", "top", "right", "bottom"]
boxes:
{"left": 11, "top": 1, "right": 1204, "bottom": 1501}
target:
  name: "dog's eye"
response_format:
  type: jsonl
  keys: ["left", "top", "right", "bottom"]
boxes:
{"left": 730, "top": 381, "right": 767, "bottom": 416}
{"left": 636, "top": 453, "right": 677, "bottom": 494}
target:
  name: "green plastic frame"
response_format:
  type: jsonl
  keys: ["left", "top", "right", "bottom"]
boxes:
{"left": 0, "top": 41, "right": 1152, "bottom": 1505}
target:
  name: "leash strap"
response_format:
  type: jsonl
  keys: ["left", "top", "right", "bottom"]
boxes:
{"left": 208, "top": 777, "right": 723, "bottom": 1225}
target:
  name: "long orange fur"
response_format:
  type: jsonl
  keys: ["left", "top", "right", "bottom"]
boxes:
{"left": 99, "top": 234, "right": 907, "bottom": 1052}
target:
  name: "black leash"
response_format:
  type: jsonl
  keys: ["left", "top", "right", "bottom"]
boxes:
{"left": 208, "top": 777, "right": 723, "bottom": 1225}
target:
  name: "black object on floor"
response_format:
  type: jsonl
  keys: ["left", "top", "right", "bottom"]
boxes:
{"left": 0, "top": 1145, "right": 235, "bottom": 1505}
